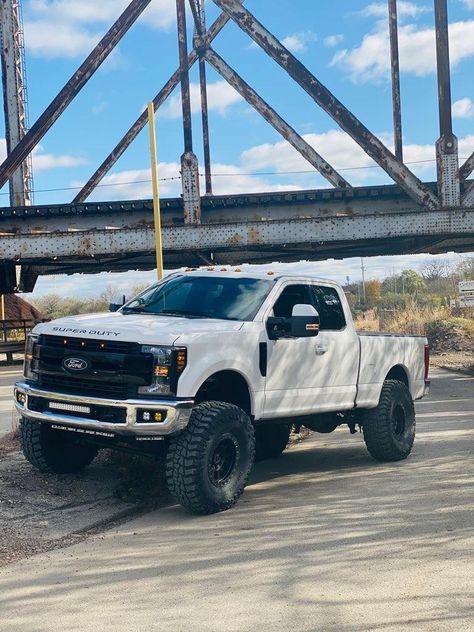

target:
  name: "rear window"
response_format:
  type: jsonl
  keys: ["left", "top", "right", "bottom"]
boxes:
{"left": 311, "top": 286, "right": 346, "bottom": 330}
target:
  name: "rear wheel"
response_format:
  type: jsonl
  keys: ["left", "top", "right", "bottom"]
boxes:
{"left": 166, "top": 401, "right": 255, "bottom": 515}
{"left": 362, "top": 380, "right": 415, "bottom": 462}
{"left": 20, "top": 418, "right": 99, "bottom": 473}
{"left": 254, "top": 423, "right": 291, "bottom": 461}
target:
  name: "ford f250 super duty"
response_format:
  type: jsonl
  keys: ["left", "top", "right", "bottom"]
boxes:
{"left": 15, "top": 270, "right": 430, "bottom": 514}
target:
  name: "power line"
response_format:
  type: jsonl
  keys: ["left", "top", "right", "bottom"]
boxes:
{"left": 0, "top": 157, "right": 469, "bottom": 198}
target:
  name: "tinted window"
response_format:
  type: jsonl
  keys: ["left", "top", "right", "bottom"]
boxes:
{"left": 311, "top": 286, "right": 346, "bottom": 330}
{"left": 273, "top": 285, "right": 313, "bottom": 318}
{"left": 122, "top": 275, "right": 273, "bottom": 321}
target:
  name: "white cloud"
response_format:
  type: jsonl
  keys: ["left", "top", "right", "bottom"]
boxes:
{"left": 359, "top": 2, "right": 428, "bottom": 18}
{"left": 453, "top": 97, "right": 474, "bottom": 118}
{"left": 324, "top": 34, "right": 344, "bottom": 48}
{"left": 0, "top": 139, "right": 86, "bottom": 173}
{"left": 24, "top": 0, "right": 176, "bottom": 58}
{"left": 331, "top": 20, "right": 474, "bottom": 81}
{"left": 68, "top": 130, "right": 474, "bottom": 204}
{"left": 75, "top": 160, "right": 302, "bottom": 203}
{"left": 281, "top": 31, "right": 317, "bottom": 53}
{"left": 461, "top": 0, "right": 474, "bottom": 9}
{"left": 159, "top": 81, "right": 242, "bottom": 119}
{"left": 240, "top": 130, "right": 474, "bottom": 186}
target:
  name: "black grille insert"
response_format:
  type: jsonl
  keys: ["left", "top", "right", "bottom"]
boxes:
{"left": 28, "top": 395, "right": 127, "bottom": 424}
{"left": 38, "top": 375, "right": 131, "bottom": 399}
{"left": 34, "top": 335, "right": 153, "bottom": 400}
{"left": 40, "top": 335, "right": 140, "bottom": 354}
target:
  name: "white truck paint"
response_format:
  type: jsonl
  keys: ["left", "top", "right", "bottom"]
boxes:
{"left": 15, "top": 270, "right": 428, "bottom": 433}
{"left": 14, "top": 270, "right": 430, "bottom": 514}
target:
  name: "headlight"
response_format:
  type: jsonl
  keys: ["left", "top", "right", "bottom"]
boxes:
{"left": 24, "top": 334, "right": 39, "bottom": 381}
{"left": 138, "top": 346, "right": 187, "bottom": 396}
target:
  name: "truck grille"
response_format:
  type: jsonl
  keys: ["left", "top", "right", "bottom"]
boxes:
{"left": 41, "top": 335, "right": 140, "bottom": 355}
{"left": 37, "top": 375, "right": 131, "bottom": 400}
{"left": 34, "top": 335, "right": 153, "bottom": 401}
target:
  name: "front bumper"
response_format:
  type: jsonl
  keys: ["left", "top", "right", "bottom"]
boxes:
{"left": 14, "top": 382, "right": 194, "bottom": 437}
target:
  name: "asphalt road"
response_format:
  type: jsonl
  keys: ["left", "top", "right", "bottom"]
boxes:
{"left": 0, "top": 368, "right": 473, "bottom": 632}
{"left": 0, "top": 365, "right": 21, "bottom": 438}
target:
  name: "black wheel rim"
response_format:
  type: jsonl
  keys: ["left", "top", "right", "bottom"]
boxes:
{"left": 208, "top": 435, "right": 238, "bottom": 487}
{"left": 392, "top": 404, "right": 406, "bottom": 436}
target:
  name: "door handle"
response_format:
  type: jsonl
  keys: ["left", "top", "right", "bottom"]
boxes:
{"left": 314, "top": 344, "right": 328, "bottom": 355}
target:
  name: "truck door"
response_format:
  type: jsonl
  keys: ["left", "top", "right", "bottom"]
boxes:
{"left": 263, "top": 283, "right": 358, "bottom": 418}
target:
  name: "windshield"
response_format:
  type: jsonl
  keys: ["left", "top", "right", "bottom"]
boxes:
{"left": 121, "top": 275, "right": 273, "bottom": 321}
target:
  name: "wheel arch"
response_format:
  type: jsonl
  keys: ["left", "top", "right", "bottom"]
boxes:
{"left": 385, "top": 364, "right": 410, "bottom": 388}
{"left": 194, "top": 370, "right": 253, "bottom": 417}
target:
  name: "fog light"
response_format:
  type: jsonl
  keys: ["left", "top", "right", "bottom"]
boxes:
{"left": 137, "top": 409, "right": 167, "bottom": 423}
{"left": 16, "top": 391, "right": 26, "bottom": 405}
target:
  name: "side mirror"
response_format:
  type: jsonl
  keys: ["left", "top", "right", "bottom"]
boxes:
{"left": 109, "top": 295, "right": 127, "bottom": 312}
{"left": 291, "top": 304, "right": 320, "bottom": 337}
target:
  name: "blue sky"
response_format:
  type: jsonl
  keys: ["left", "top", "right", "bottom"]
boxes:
{"left": 1, "top": 0, "right": 473, "bottom": 298}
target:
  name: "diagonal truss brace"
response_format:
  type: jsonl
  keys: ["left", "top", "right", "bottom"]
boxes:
{"left": 205, "top": 48, "right": 351, "bottom": 189}
{"left": 0, "top": 0, "right": 153, "bottom": 193}
{"left": 460, "top": 152, "right": 474, "bottom": 182}
{"left": 73, "top": 3, "right": 244, "bottom": 204}
{"left": 212, "top": 0, "right": 440, "bottom": 210}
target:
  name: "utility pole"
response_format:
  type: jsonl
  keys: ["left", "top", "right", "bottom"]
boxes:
{"left": 0, "top": 0, "right": 33, "bottom": 206}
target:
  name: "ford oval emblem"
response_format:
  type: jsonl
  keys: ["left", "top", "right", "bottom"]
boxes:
{"left": 62, "top": 357, "right": 90, "bottom": 373}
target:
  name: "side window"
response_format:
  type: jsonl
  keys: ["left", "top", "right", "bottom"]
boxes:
{"left": 311, "top": 286, "right": 346, "bottom": 330}
{"left": 273, "top": 284, "right": 313, "bottom": 318}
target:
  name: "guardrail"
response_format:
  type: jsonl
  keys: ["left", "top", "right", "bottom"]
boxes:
{"left": 0, "top": 319, "right": 47, "bottom": 364}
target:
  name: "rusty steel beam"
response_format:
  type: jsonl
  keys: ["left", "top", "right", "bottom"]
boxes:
{"left": 0, "top": 0, "right": 153, "bottom": 192}
{"left": 190, "top": 0, "right": 213, "bottom": 194}
{"left": 72, "top": 4, "right": 242, "bottom": 204}
{"left": 176, "top": 0, "right": 201, "bottom": 223}
{"left": 460, "top": 152, "right": 474, "bottom": 181}
{"left": 463, "top": 181, "right": 474, "bottom": 206}
{"left": 434, "top": 0, "right": 460, "bottom": 206}
{"left": 388, "top": 0, "right": 403, "bottom": 162}
{"left": 211, "top": 0, "right": 440, "bottom": 209}
{"left": 205, "top": 48, "right": 351, "bottom": 189}
{"left": 434, "top": 0, "right": 453, "bottom": 138}
{"left": 177, "top": 0, "right": 193, "bottom": 153}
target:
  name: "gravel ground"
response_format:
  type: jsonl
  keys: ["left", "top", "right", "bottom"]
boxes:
{"left": 431, "top": 351, "right": 474, "bottom": 374}
{"left": 0, "top": 440, "right": 172, "bottom": 566}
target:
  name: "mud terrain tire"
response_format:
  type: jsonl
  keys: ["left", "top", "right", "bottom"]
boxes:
{"left": 362, "top": 380, "right": 416, "bottom": 462}
{"left": 20, "top": 418, "right": 99, "bottom": 473}
{"left": 166, "top": 402, "right": 255, "bottom": 515}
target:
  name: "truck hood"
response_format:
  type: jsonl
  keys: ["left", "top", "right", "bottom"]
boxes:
{"left": 33, "top": 312, "right": 244, "bottom": 346}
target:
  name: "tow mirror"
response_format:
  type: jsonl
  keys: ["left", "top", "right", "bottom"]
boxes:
{"left": 291, "top": 304, "right": 320, "bottom": 337}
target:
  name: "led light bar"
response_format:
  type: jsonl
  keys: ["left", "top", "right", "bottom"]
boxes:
{"left": 49, "top": 401, "right": 91, "bottom": 414}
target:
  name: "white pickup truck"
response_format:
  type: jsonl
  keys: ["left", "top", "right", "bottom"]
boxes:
{"left": 15, "top": 270, "right": 430, "bottom": 514}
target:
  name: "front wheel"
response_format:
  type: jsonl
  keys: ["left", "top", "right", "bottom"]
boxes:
{"left": 20, "top": 418, "right": 99, "bottom": 473}
{"left": 362, "top": 380, "right": 416, "bottom": 462}
{"left": 166, "top": 402, "right": 255, "bottom": 515}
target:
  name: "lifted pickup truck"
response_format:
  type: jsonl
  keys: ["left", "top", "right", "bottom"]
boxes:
{"left": 15, "top": 270, "right": 430, "bottom": 514}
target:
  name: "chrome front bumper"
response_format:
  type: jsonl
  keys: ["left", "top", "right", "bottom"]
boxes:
{"left": 14, "top": 382, "right": 194, "bottom": 437}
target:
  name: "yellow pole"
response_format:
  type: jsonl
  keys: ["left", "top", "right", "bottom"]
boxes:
{"left": 148, "top": 102, "right": 164, "bottom": 280}
{"left": 0, "top": 295, "right": 4, "bottom": 320}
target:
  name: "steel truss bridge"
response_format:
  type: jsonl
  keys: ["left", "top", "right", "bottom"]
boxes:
{"left": 0, "top": 0, "right": 473, "bottom": 292}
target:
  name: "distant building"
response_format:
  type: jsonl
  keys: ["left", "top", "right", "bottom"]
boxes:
{"left": 1, "top": 294, "right": 43, "bottom": 322}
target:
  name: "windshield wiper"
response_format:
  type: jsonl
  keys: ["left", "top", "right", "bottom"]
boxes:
{"left": 159, "top": 309, "right": 208, "bottom": 319}
{"left": 121, "top": 306, "right": 149, "bottom": 314}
